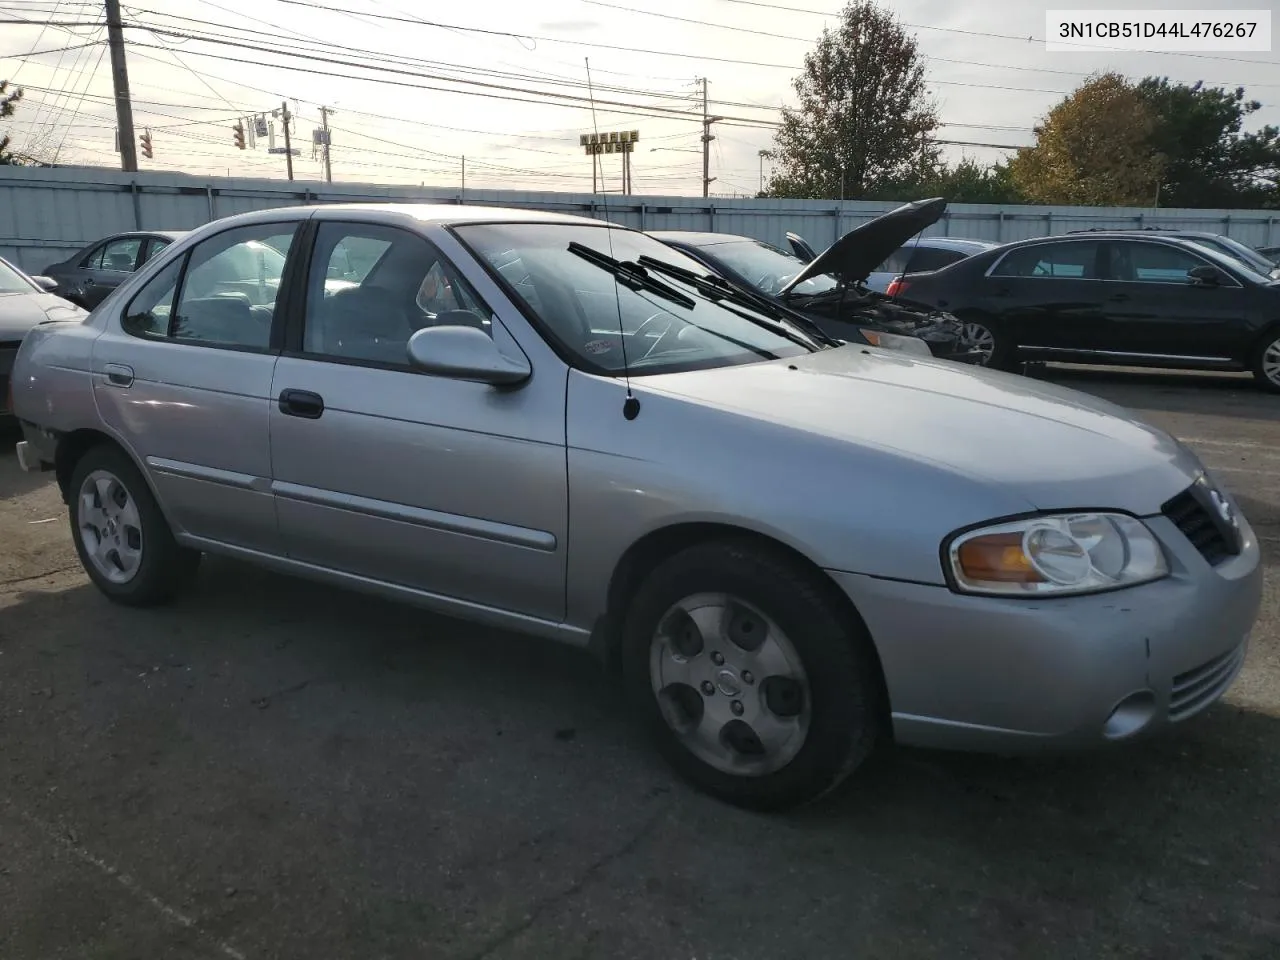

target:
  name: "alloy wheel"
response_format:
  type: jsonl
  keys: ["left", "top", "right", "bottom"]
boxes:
{"left": 959, "top": 322, "right": 996, "bottom": 365}
{"left": 77, "top": 469, "right": 144, "bottom": 584}
{"left": 649, "top": 592, "right": 811, "bottom": 777}
{"left": 1263, "top": 336, "right": 1280, "bottom": 387}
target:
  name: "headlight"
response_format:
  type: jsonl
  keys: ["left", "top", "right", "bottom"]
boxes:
{"left": 859, "top": 329, "right": 933, "bottom": 357}
{"left": 945, "top": 513, "right": 1168, "bottom": 597}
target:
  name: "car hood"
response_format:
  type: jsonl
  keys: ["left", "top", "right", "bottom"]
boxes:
{"left": 0, "top": 292, "right": 86, "bottom": 339}
{"left": 778, "top": 197, "right": 947, "bottom": 295}
{"left": 638, "top": 346, "right": 1203, "bottom": 515}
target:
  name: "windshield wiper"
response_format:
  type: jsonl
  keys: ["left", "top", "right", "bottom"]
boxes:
{"left": 635, "top": 255, "right": 842, "bottom": 349}
{"left": 568, "top": 242, "right": 696, "bottom": 309}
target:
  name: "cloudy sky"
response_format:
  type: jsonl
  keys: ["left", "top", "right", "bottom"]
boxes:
{"left": 1, "top": 0, "right": 1276, "bottom": 196}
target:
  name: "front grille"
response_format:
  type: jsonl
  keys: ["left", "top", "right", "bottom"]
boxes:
{"left": 1161, "top": 482, "right": 1241, "bottom": 566}
{"left": 1170, "top": 641, "right": 1247, "bottom": 722}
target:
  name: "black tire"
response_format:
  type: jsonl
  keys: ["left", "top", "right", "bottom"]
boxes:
{"left": 67, "top": 442, "right": 201, "bottom": 606}
{"left": 1250, "top": 328, "right": 1280, "bottom": 394}
{"left": 619, "top": 538, "right": 885, "bottom": 812}
{"left": 960, "top": 316, "right": 1014, "bottom": 371}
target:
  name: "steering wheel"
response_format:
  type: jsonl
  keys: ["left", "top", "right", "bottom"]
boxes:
{"left": 634, "top": 312, "right": 677, "bottom": 360}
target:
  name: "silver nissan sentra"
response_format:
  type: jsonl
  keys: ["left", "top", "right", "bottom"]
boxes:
{"left": 10, "top": 203, "right": 1263, "bottom": 811}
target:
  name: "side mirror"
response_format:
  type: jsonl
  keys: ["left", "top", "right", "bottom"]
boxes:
{"left": 1188, "top": 265, "right": 1223, "bottom": 286}
{"left": 30, "top": 275, "right": 58, "bottom": 292}
{"left": 406, "top": 325, "right": 530, "bottom": 385}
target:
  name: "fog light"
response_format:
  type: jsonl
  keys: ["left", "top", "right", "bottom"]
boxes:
{"left": 1104, "top": 690, "right": 1157, "bottom": 740}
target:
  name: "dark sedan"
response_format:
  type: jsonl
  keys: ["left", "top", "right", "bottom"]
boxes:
{"left": 651, "top": 198, "right": 985, "bottom": 364}
{"left": 889, "top": 231, "right": 1280, "bottom": 391}
{"left": 42, "top": 230, "right": 185, "bottom": 309}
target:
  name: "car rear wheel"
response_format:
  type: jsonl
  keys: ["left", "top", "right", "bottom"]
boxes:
{"left": 68, "top": 444, "right": 200, "bottom": 606}
{"left": 1252, "top": 330, "right": 1280, "bottom": 393}
{"left": 959, "top": 318, "right": 1012, "bottom": 369}
{"left": 620, "top": 538, "right": 884, "bottom": 811}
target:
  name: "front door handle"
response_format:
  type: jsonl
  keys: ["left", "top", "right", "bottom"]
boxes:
{"left": 104, "top": 363, "right": 133, "bottom": 387}
{"left": 278, "top": 388, "right": 324, "bottom": 419}
{"left": 83, "top": 277, "right": 96, "bottom": 286}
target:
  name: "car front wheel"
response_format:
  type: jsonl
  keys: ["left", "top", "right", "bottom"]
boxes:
{"left": 68, "top": 444, "right": 201, "bottom": 605}
{"left": 620, "top": 538, "right": 885, "bottom": 811}
{"left": 1252, "top": 329, "right": 1280, "bottom": 393}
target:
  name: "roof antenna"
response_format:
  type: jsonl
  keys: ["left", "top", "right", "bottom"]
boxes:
{"left": 585, "top": 56, "right": 640, "bottom": 421}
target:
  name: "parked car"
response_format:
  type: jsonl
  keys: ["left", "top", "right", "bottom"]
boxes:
{"left": 651, "top": 198, "right": 986, "bottom": 364}
{"left": 787, "top": 232, "right": 998, "bottom": 293}
{"left": 41, "top": 230, "right": 185, "bottom": 309}
{"left": 1070, "top": 228, "right": 1280, "bottom": 280}
{"left": 889, "top": 231, "right": 1280, "bottom": 390}
{"left": 1, "top": 255, "right": 88, "bottom": 422}
{"left": 11, "top": 204, "right": 1263, "bottom": 810}
{"left": 1257, "top": 245, "right": 1279, "bottom": 264}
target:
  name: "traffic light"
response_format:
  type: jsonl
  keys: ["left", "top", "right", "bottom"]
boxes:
{"left": 233, "top": 121, "right": 245, "bottom": 150}
{"left": 139, "top": 129, "right": 153, "bottom": 159}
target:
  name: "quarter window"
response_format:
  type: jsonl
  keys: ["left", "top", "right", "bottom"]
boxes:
{"left": 301, "top": 222, "right": 494, "bottom": 366}
{"left": 990, "top": 241, "right": 1101, "bottom": 279}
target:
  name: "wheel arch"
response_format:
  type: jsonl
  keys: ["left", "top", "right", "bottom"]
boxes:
{"left": 591, "top": 521, "right": 891, "bottom": 717}
{"left": 54, "top": 428, "right": 161, "bottom": 511}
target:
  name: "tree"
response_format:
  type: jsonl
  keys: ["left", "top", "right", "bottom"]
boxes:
{"left": 764, "top": 1, "right": 938, "bottom": 200}
{"left": 1010, "top": 72, "right": 1166, "bottom": 206}
{"left": 1, "top": 80, "right": 25, "bottom": 164}
{"left": 1136, "top": 78, "right": 1280, "bottom": 208}
{"left": 868, "top": 157, "right": 1025, "bottom": 204}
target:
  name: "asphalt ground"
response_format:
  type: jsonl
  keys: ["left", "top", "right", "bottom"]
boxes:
{"left": 1, "top": 365, "right": 1277, "bottom": 960}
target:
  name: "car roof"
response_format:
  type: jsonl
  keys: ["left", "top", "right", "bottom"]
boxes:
{"left": 305, "top": 202, "right": 615, "bottom": 227}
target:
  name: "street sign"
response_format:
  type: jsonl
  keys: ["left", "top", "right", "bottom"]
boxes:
{"left": 267, "top": 147, "right": 301, "bottom": 156}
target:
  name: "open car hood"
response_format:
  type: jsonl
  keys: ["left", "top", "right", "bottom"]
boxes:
{"left": 778, "top": 197, "right": 946, "bottom": 295}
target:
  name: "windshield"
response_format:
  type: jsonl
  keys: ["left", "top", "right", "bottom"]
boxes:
{"left": 1182, "top": 239, "right": 1278, "bottom": 284}
{"left": 1185, "top": 236, "right": 1273, "bottom": 273}
{"left": 695, "top": 239, "right": 838, "bottom": 298}
{"left": 453, "top": 223, "right": 815, "bottom": 376}
{"left": 0, "top": 258, "right": 37, "bottom": 294}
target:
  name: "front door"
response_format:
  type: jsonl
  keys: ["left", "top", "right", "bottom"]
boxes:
{"left": 92, "top": 219, "right": 304, "bottom": 554}
{"left": 1099, "top": 239, "right": 1257, "bottom": 362}
{"left": 269, "top": 220, "right": 568, "bottom": 623}
{"left": 82, "top": 235, "right": 146, "bottom": 307}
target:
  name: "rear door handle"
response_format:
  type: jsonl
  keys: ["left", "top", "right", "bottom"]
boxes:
{"left": 278, "top": 388, "right": 324, "bottom": 419}
{"left": 104, "top": 363, "right": 133, "bottom": 387}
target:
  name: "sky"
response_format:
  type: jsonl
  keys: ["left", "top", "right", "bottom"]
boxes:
{"left": 1, "top": 0, "right": 1277, "bottom": 197}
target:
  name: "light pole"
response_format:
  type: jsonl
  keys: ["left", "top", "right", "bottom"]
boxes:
{"left": 758, "top": 149, "right": 769, "bottom": 194}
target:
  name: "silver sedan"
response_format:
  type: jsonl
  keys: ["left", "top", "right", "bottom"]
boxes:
{"left": 10, "top": 204, "right": 1264, "bottom": 811}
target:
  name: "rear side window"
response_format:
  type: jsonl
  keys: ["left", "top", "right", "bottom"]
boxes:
{"left": 990, "top": 241, "right": 1101, "bottom": 279}
{"left": 905, "top": 246, "right": 967, "bottom": 273}
{"left": 871, "top": 248, "right": 913, "bottom": 275}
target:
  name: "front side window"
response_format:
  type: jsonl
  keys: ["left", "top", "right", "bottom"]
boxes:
{"left": 454, "top": 222, "right": 815, "bottom": 376}
{"left": 139, "top": 237, "right": 172, "bottom": 265}
{"left": 98, "top": 237, "right": 144, "bottom": 273}
{"left": 301, "top": 222, "right": 494, "bottom": 365}
{"left": 120, "top": 222, "right": 299, "bottom": 348}
{"left": 1113, "top": 242, "right": 1209, "bottom": 284}
{"left": 990, "top": 241, "right": 1101, "bottom": 279}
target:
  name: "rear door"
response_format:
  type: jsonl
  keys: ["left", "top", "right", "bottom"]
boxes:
{"left": 93, "top": 218, "right": 304, "bottom": 554}
{"left": 1100, "top": 239, "right": 1257, "bottom": 361}
{"left": 982, "top": 239, "right": 1110, "bottom": 351}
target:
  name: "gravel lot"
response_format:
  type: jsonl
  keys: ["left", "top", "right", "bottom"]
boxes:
{"left": 1, "top": 366, "right": 1277, "bottom": 960}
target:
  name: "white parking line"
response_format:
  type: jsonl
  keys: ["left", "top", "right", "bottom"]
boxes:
{"left": 1181, "top": 437, "right": 1279, "bottom": 454}
{"left": 1203, "top": 465, "right": 1274, "bottom": 477}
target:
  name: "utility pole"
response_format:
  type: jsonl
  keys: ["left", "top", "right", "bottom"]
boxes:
{"left": 700, "top": 78, "right": 721, "bottom": 199}
{"left": 318, "top": 105, "right": 333, "bottom": 183}
{"left": 104, "top": 0, "right": 137, "bottom": 172}
{"left": 280, "top": 101, "right": 294, "bottom": 180}
{"left": 461, "top": 155, "right": 466, "bottom": 199}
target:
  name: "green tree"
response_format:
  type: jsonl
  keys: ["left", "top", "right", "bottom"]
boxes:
{"left": 868, "top": 157, "right": 1024, "bottom": 204}
{"left": 764, "top": 1, "right": 938, "bottom": 200}
{"left": 1, "top": 80, "right": 25, "bottom": 164}
{"left": 1010, "top": 72, "right": 1166, "bottom": 206}
{"left": 1136, "top": 78, "right": 1280, "bottom": 208}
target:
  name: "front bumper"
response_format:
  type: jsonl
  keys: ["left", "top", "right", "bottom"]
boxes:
{"left": 829, "top": 512, "right": 1264, "bottom": 754}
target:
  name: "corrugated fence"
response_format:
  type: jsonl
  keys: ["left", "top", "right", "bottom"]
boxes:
{"left": 2, "top": 165, "right": 1279, "bottom": 273}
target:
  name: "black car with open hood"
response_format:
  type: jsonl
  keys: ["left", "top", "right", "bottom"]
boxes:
{"left": 650, "top": 198, "right": 984, "bottom": 364}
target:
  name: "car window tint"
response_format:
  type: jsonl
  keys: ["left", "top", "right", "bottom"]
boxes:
{"left": 990, "top": 241, "right": 1100, "bottom": 279}
{"left": 122, "top": 256, "right": 185, "bottom": 338}
{"left": 905, "top": 247, "right": 965, "bottom": 272}
{"left": 100, "top": 237, "right": 144, "bottom": 273}
{"left": 171, "top": 224, "right": 299, "bottom": 348}
{"left": 302, "top": 222, "right": 494, "bottom": 365}
{"left": 872, "top": 248, "right": 913, "bottom": 275}
{"left": 1116, "top": 242, "right": 1207, "bottom": 283}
